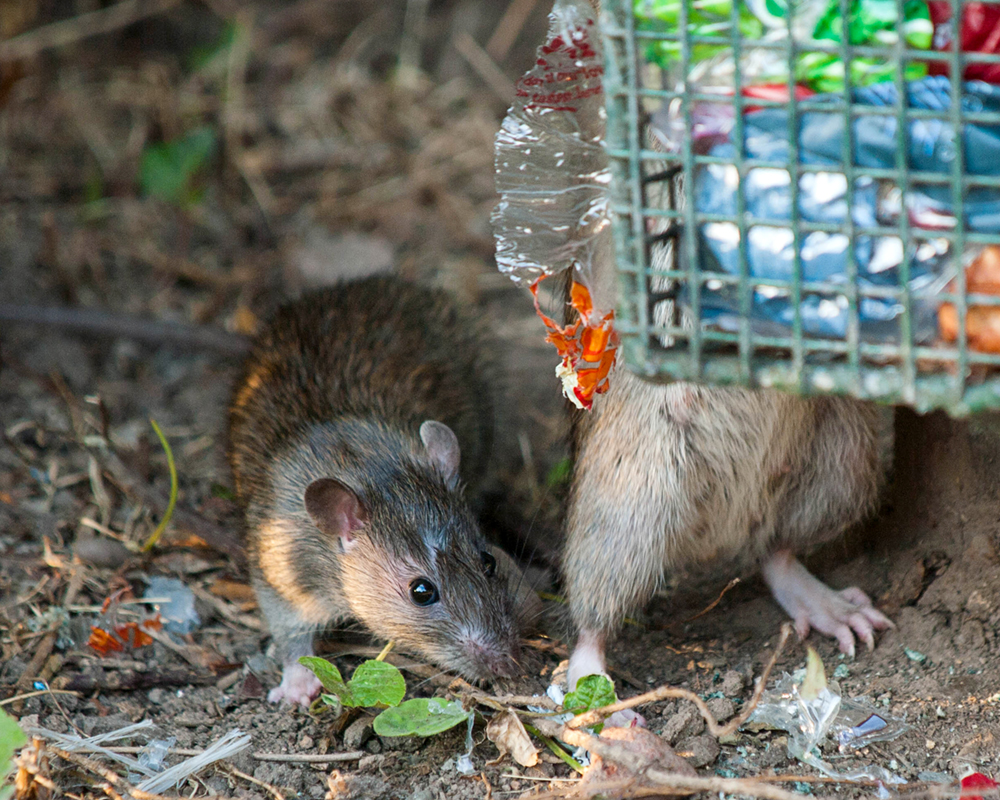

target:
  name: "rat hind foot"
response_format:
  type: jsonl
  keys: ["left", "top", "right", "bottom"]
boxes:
{"left": 761, "top": 549, "right": 894, "bottom": 658}
{"left": 268, "top": 661, "right": 322, "bottom": 707}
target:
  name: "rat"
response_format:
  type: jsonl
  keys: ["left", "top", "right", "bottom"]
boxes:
{"left": 227, "top": 275, "right": 540, "bottom": 705}
{"left": 562, "top": 245, "right": 895, "bottom": 691}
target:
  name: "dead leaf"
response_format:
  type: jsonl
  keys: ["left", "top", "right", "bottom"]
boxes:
{"left": 485, "top": 709, "right": 539, "bottom": 767}
{"left": 581, "top": 726, "right": 696, "bottom": 799}
{"left": 800, "top": 646, "right": 827, "bottom": 701}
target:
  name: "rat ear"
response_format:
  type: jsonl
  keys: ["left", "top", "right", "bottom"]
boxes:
{"left": 304, "top": 479, "right": 368, "bottom": 550}
{"left": 419, "top": 420, "right": 461, "bottom": 490}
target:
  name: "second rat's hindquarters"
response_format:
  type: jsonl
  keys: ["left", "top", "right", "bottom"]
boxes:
{"left": 228, "top": 275, "right": 541, "bottom": 705}
{"left": 559, "top": 253, "right": 895, "bottom": 689}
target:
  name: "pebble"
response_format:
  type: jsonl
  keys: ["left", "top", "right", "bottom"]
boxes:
{"left": 720, "top": 670, "right": 744, "bottom": 697}
{"left": 706, "top": 697, "right": 736, "bottom": 722}
{"left": 676, "top": 734, "right": 721, "bottom": 768}
{"left": 343, "top": 716, "right": 373, "bottom": 750}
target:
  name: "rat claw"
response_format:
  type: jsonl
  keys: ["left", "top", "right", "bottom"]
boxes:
{"left": 847, "top": 613, "right": 876, "bottom": 652}
{"left": 839, "top": 586, "right": 873, "bottom": 607}
{"left": 794, "top": 615, "right": 812, "bottom": 641}
{"left": 834, "top": 625, "right": 856, "bottom": 658}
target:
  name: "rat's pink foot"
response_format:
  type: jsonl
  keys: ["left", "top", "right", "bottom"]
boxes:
{"left": 568, "top": 629, "right": 608, "bottom": 692}
{"left": 268, "top": 661, "right": 322, "bottom": 706}
{"left": 606, "top": 709, "right": 647, "bottom": 728}
{"left": 762, "top": 549, "right": 894, "bottom": 658}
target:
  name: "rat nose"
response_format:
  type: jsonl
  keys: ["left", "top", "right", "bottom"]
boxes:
{"left": 466, "top": 639, "right": 520, "bottom": 678}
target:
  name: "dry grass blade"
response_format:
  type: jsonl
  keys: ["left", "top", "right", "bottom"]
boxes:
{"left": 0, "top": 0, "right": 181, "bottom": 62}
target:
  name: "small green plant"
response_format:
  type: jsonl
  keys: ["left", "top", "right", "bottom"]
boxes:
{"left": 545, "top": 457, "right": 573, "bottom": 487}
{"left": 563, "top": 673, "right": 617, "bottom": 715}
{"left": 0, "top": 708, "right": 27, "bottom": 800}
{"left": 139, "top": 127, "right": 216, "bottom": 210}
{"left": 299, "top": 656, "right": 473, "bottom": 738}
{"left": 563, "top": 673, "right": 617, "bottom": 734}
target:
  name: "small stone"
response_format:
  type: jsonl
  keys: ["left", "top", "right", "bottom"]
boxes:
{"left": 660, "top": 702, "right": 705, "bottom": 743}
{"left": 410, "top": 790, "right": 434, "bottom": 800}
{"left": 343, "top": 716, "right": 373, "bottom": 750}
{"left": 676, "top": 734, "right": 721, "bottom": 768}
{"left": 148, "top": 688, "right": 168, "bottom": 705}
{"left": 706, "top": 697, "right": 736, "bottom": 722}
{"left": 720, "top": 670, "right": 744, "bottom": 697}
{"left": 365, "top": 739, "right": 382, "bottom": 754}
{"left": 926, "top": 739, "right": 936, "bottom": 750}
{"left": 760, "top": 739, "right": 788, "bottom": 768}
{"left": 357, "top": 754, "right": 385, "bottom": 772}
{"left": 298, "top": 734, "right": 314, "bottom": 749}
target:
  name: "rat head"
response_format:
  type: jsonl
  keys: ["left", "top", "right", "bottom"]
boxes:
{"left": 304, "top": 421, "right": 524, "bottom": 680}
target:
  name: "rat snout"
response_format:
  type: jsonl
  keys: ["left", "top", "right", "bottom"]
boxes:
{"left": 463, "top": 636, "right": 521, "bottom": 679}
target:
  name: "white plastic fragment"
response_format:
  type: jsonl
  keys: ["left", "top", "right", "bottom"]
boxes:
{"left": 454, "top": 714, "right": 477, "bottom": 776}
{"left": 137, "top": 728, "right": 251, "bottom": 794}
{"left": 129, "top": 737, "right": 176, "bottom": 784}
{"left": 144, "top": 576, "right": 201, "bottom": 634}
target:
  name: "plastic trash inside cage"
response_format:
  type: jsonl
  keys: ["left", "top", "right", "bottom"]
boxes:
{"left": 595, "top": 0, "right": 1000, "bottom": 414}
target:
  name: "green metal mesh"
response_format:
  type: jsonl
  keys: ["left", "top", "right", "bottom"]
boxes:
{"left": 600, "top": 0, "right": 1000, "bottom": 414}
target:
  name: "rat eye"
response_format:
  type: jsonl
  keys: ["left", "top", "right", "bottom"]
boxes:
{"left": 409, "top": 578, "right": 439, "bottom": 606}
{"left": 480, "top": 551, "right": 497, "bottom": 578}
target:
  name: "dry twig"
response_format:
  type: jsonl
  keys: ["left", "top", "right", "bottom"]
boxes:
{"left": 251, "top": 752, "right": 366, "bottom": 764}
{"left": 0, "top": 0, "right": 181, "bottom": 62}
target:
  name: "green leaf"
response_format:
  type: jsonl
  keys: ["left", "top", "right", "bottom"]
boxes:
{"left": 347, "top": 661, "right": 406, "bottom": 708}
{"left": 187, "top": 21, "right": 237, "bottom": 72}
{"left": 545, "top": 458, "right": 573, "bottom": 487}
{"left": 0, "top": 708, "right": 27, "bottom": 785}
{"left": 139, "top": 127, "right": 216, "bottom": 209}
{"left": 372, "top": 698, "right": 471, "bottom": 737}
{"left": 298, "top": 657, "right": 354, "bottom": 705}
{"left": 563, "top": 674, "right": 617, "bottom": 715}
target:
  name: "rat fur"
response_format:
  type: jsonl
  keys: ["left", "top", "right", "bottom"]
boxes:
{"left": 228, "top": 275, "right": 538, "bottom": 705}
{"left": 563, "top": 241, "right": 894, "bottom": 690}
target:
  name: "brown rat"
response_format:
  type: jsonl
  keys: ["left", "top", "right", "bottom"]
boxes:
{"left": 563, "top": 243, "right": 895, "bottom": 690}
{"left": 227, "top": 275, "right": 539, "bottom": 705}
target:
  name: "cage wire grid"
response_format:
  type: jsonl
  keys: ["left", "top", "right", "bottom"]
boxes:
{"left": 600, "top": 0, "right": 1000, "bottom": 414}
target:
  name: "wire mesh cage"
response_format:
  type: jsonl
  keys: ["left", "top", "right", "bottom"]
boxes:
{"left": 600, "top": 0, "right": 1000, "bottom": 414}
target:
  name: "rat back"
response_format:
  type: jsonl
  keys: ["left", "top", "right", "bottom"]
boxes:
{"left": 227, "top": 275, "right": 495, "bottom": 510}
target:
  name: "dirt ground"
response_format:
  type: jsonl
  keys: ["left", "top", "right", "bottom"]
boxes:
{"left": 1, "top": 1, "right": 999, "bottom": 799}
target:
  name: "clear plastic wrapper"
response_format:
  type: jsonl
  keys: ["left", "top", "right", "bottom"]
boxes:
{"left": 746, "top": 671, "right": 909, "bottom": 784}
{"left": 493, "top": 0, "right": 619, "bottom": 410}
{"left": 493, "top": 0, "right": 609, "bottom": 290}
{"left": 144, "top": 576, "right": 201, "bottom": 635}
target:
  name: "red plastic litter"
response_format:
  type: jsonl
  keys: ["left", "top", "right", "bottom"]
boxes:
{"left": 961, "top": 772, "right": 999, "bottom": 800}
{"left": 928, "top": 2, "right": 1000, "bottom": 83}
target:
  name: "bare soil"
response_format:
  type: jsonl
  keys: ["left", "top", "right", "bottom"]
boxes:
{"left": 1, "top": 1, "right": 998, "bottom": 799}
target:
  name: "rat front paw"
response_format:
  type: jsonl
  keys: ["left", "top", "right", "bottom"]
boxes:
{"left": 268, "top": 661, "right": 322, "bottom": 707}
{"left": 762, "top": 550, "right": 894, "bottom": 658}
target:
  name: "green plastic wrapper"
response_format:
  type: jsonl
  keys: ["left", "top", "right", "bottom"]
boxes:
{"left": 635, "top": 0, "right": 934, "bottom": 92}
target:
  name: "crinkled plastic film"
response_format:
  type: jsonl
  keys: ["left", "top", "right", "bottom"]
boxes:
{"left": 493, "top": 0, "right": 619, "bottom": 410}
{"left": 746, "top": 672, "right": 910, "bottom": 784}
{"left": 493, "top": 0, "right": 610, "bottom": 290}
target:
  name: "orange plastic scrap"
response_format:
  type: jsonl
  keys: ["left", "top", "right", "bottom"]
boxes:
{"left": 88, "top": 616, "right": 163, "bottom": 655}
{"left": 530, "top": 276, "right": 618, "bottom": 410}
